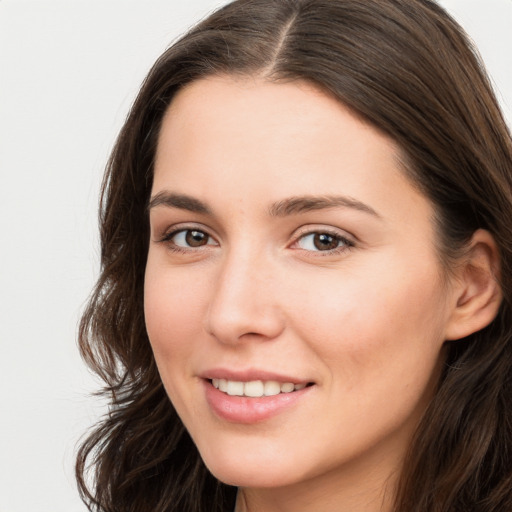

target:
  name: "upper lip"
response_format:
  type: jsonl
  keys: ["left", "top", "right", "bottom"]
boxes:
{"left": 198, "top": 368, "right": 312, "bottom": 385}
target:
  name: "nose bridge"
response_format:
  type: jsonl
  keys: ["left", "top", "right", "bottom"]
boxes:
{"left": 205, "top": 240, "right": 284, "bottom": 344}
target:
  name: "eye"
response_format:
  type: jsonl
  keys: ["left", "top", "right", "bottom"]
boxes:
{"left": 166, "top": 229, "right": 217, "bottom": 249}
{"left": 296, "top": 231, "right": 353, "bottom": 252}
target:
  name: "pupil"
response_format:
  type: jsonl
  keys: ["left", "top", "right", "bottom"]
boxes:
{"left": 186, "top": 230, "right": 207, "bottom": 247}
{"left": 314, "top": 233, "right": 338, "bottom": 251}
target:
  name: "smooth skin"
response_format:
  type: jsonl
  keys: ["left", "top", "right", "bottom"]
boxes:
{"left": 144, "top": 76, "right": 501, "bottom": 512}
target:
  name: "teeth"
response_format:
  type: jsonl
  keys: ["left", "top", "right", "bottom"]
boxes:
{"left": 226, "top": 380, "right": 244, "bottom": 396}
{"left": 280, "top": 382, "right": 294, "bottom": 393}
{"left": 244, "top": 380, "right": 264, "bottom": 397}
{"left": 264, "top": 381, "right": 281, "bottom": 396}
{"left": 210, "top": 379, "right": 308, "bottom": 397}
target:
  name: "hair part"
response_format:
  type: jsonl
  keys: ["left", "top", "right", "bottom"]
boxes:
{"left": 77, "top": 1, "right": 512, "bottom": 510}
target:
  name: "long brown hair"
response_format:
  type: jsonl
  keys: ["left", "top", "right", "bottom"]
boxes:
{"left": 76, "top": 1, "right": 512, "bottom": 510}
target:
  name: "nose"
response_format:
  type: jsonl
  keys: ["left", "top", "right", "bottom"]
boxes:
{"left": 204, "top": 247, "right": 285, "bottom": 345}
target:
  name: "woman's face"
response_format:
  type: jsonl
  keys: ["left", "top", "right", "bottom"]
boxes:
{"left": 145, "top": 76, "right": 454, "bottom": 494}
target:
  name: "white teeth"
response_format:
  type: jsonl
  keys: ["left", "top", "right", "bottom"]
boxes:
{"left": 264, "top": 380, "right": 281, "bottom": 396}
{"left": 226, "top": 380, "right": 244, "bottom": 396}
{"left": 211, "top": 379, "right": 308, "bottom": 397}
{"left": 244, "top": 380, "right": 264, "bottom": 397}
{"left": 280, "top": 382, "right": 295, "bottom": 393}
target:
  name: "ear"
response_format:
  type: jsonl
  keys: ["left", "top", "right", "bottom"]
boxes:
{"left": 445, "top": 229, "right": 502, "bottom": 341}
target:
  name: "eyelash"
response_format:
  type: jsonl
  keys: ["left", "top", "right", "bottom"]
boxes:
{"left": 158, "top": 226, "right": 218, "bottom": 254}
{"left": 292, "top": 229, "right": 355, "bottom": 255}
{"left": 157, "top": 226, "right": 355, "bottom": 256}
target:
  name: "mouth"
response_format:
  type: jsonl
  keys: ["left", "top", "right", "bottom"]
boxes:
{"left": 209, "top": 378, "right": 313, "bottom": 398}
{"left": 203, "top": 374, "right": 315, "bottom": 423}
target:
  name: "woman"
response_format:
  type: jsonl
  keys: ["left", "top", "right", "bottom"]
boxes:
{"left": 76, "top": 0, "right": 512, "bottom": 510}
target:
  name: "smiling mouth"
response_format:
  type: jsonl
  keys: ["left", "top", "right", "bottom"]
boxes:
{"left": 210, "top": 378, "right": 313, "bottom": 398}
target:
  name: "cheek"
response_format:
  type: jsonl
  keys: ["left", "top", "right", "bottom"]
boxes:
{"left": 288, "top": 256, "right": 448, "bottom": 388}
{"left": 143, "top": 260, "right": 216, "bottom": 424}
{"left": 143, "top": 259, "right": 209, "bottom": 372}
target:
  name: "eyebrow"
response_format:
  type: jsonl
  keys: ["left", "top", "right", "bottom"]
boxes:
{"left": 148, "top": 191, "right": 380, "bottom": 218}
{"left": 268, "top": 195, "right": 380, "bottom": 218}
{"left": 148, "top": 191, "right": 212, "bottom": 214}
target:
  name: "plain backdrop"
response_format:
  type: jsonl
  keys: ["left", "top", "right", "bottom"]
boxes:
{"left": 0, "top": 1, "right": 510, "bottom": 511}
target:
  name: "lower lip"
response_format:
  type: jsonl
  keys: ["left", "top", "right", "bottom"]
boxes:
{"left": 203, "top": 380, "right": 313, "bottom": 424}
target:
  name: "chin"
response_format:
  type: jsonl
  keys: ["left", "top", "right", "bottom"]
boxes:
{"left": 197, "top": 443, "right": 308, "bottom": 488}
{"left": 207, "top": 462, "right": 300, "bottom": 489}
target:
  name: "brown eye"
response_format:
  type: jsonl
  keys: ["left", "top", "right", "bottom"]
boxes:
{"left": 185, "top": 230, "right": 209, "bottom": 247}
{"left": 296, "top": 232, "right": 351, "bottom": 252}
{"left": 314, "top": 233, "right": 339, "bottom": 250}
{"left": 168, "top": 229, "right": 214, "bottom": 248}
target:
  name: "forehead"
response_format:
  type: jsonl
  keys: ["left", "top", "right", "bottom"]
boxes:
{"left": 153, "top": 75, "right": 432, "bottom": 230}
{"left": 160, "top": 76, "right": 390, "bottom": 153}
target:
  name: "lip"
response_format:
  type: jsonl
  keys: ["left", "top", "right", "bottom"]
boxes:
{"left": 202, "top": 377, "right": 314, "bottom": 424}
{"left": 198, "top": 368, "right": 311, "bottom": 385}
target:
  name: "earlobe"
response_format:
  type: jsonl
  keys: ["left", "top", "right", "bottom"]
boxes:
{"left": 445, "top": 229, "right": 502, "bottom": 341}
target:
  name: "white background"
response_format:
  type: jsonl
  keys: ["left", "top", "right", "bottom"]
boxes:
{"left": 0, "top": 1, "right": 510, "bottom": 511}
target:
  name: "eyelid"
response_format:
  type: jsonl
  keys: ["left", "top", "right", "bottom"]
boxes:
{"left": 155, "top": 223, "right": 219, "bottom": 247}
{"left": 155, "top": 221, "right": 207, "bottom": 239}
{"left": 153, "top": 222, "right": 355, "bottom": 254}
{"left": 290, "top": 225, "right": 356, "bottom": 254}
{"left": 292, "top": 224, "right": 356, "bottom": 243}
